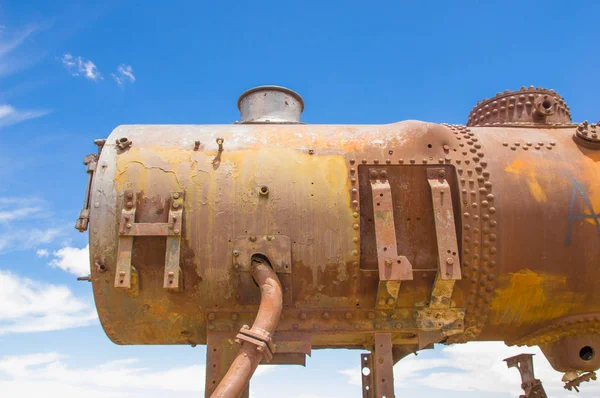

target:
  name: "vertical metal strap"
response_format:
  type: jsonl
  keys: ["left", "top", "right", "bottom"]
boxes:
{"left": 164, "top": 192, "right": 184, "bottom": 290}
{"left": 115, "top": 190, "right": 137, "bottom": 288}
{"left": 369, "top": 170, "right": 413, "bottom": 309}
{"left": 374, "top": 333, "right": 395, "bottom": 398}
{"left": 427, "top": 168, "right": 461, "bottom": 309}
{"left": 361, "top": 353, "right": 374, "bottom": 398}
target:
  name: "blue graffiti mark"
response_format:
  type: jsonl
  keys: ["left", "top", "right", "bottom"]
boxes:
{"left": 565, "top": 179, "right": 600, "bottom": 246}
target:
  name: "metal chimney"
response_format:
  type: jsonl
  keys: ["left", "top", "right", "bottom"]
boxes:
{"left": 237, "top": 85, "right": 304, "bottom": 124}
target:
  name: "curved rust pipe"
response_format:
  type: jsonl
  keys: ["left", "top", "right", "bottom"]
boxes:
{"left": 210, "top": 255, "right": 283, "bottom": 398}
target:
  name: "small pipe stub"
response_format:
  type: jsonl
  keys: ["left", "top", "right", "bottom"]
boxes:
{"left": 237, "top": 85, "right": 304, "bottom": 124}
{"left": 466, "top": 86, "right": 572, "bottom": 127}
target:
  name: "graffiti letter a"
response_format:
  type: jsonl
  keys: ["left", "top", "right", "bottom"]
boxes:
{"left": 565, "top": 180, "right": 600, "bottom": 246}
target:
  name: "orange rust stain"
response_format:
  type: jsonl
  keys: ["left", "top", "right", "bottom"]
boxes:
{"left": 505, "top": 160, "right": 548, "bottom": 203}
{"left": 490, "top": 269, "right": 583, "bottom": 326}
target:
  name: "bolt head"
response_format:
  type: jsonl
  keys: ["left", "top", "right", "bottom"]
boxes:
{"left": 446, "top": 257, "right": 454, "bottom": 265}
{"left": 380, "top": 170, "right": 387, "bottom": 179}
{"left": 387, "top": 298, "right": 395, "bottom": 305}
{"left": 172, "top": 192, "right": 180, "bottom": 199}
{"left": 172, "top": 202, "right": 180, "bottom": 208}
{"left": 233, "top": 250, "right": 239, "bottom": 257}
{"left": 370, "top": 170, "right": 378, "bottom": 178}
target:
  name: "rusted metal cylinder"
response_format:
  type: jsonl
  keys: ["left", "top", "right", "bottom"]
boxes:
{"left": 237, "top": 85, "right": 304, "bottom": 124}
{"left": 211, "top": 256, "right": 282, "bottom": 398}
{"left": 82, "top": 86, "right": 600, "bottom": 381}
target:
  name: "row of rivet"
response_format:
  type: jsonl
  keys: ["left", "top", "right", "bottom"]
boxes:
{"left": 207, "top": 311, "right": 414, "bottom": 332}
{"left": 510, "top": 315, "right": 600, "bottom": 347}
{"left": 348, "top": 158, "right": 360, "bottom": 264}
{"left": 443, "top": 124, "right": 498, "bottom": 343}
{"left": 467, "top": 87, "right": 571, "bottom": 126}
{"left": 502, "top": 141, "right": 557, "bottom": 151}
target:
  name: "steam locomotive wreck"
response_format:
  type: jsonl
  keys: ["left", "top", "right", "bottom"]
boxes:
{"left": 76, "top": 85, "right": 600, "bottom": 397}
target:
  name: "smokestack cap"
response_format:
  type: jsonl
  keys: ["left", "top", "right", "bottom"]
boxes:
{"left": 237, "top": 85, "right": 304, "bottom": 124}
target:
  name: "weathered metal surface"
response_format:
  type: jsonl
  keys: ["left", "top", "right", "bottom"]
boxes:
{"left": 504, "top": 353, "right": 547, "bottom": 397}
{"left": 373, "top": 333, "right": 395, "bottom": 398}
{"left": 211, "top": 256, "right": 283, "bottom": 398}
{"left": 237, "top": 85, "right": 304, "bottom": 124}
{"left": 80, "top": 86, "right": 600, "bottom": 394}
{"left": 74, "top": 153, "right": 98, "bottom": 232}
{"left": 361, "top": 353, "right": 374, "bottom": 398}
{"left": 467, "top": 86, "right": 571, "bottom": 127}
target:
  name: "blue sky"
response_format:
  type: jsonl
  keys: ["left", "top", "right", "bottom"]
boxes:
{"left": 0, "top": 1, "right": 599, "bottom": 397}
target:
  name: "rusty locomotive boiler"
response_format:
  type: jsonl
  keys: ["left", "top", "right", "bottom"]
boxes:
{"left": 76, "top": 85, "right": 600, "bottom": 397}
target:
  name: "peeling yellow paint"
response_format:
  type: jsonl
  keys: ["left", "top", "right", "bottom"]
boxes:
{"left": 490, "top": 269, "right": 583, "bottom": 326}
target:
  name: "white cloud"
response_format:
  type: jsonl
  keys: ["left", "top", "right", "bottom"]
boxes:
{"left": 49, "top": 244, "right": 90, "bottom": 276}
{"left": 36, "top": 249, "right": 49, "bottom": 257}
{"left": 0, "top": 351, "right": 275, "bottom": 398}
{"left": 0, "top": 225, "right": 63, "bottom": 252}
{"left": 0, "top": 197, "right": 65, "bottom": 252}
{"left": 61, "top": 53, "right": 102, "bottom": 81}
{"left": 341, "top": 342, "right": 600, "bottom": 397}
{"left": 0, "top": 270, "right": 97, "bottom": 335}
{"left": 0, "top": 25, "right": 38, "bottom": 78}
{"left": 0, "top": 103, "right": 49, "bottom": 128}
{"left": 111, "top": 64, "right": 135, "bottom": 86}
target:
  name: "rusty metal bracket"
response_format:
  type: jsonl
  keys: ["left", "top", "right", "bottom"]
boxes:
{"left": 115, "top": 191, "right": 184, "bottom": 290}
{"left": 369, "top": 169, "right": 413, "bottom": 310}
{"left": 232, "top": 235, "right": 292, "bottom": 304}
{"left": 232, "top": 235, "right": 292, "bottom": 273}
{"left": 565, "top": 371, "right": 597, "bottom": 392}
{"left": 504, "top": 354, "right": 548, "bottom": 397}
{"left": 75, "top": 154, "right": 98, "bottom": 232}
{"left": 361, "top": 333, "right": 395, "bottom": 398}
{"left": 427, "top": 168, "right": 461, "bottom": 309}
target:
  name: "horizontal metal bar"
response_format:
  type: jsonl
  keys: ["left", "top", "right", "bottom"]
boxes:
{"left": 120, "top": 223, "right": 180, "bottom": 236}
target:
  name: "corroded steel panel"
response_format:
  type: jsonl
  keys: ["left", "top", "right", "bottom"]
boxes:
{"left": 81, "top": 86, "right": 600, "bottom": 389}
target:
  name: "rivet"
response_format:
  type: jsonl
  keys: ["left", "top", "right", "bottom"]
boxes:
{"left": 208, "top": 313, "right": 216, "bottom": 320}
{"left": 387, "top": 298, "right": 395, "bottom": 305}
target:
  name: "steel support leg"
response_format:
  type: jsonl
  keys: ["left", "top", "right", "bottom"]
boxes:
{"left": 361, "top": 333, "right": 395, "bottom": 398}
{"left": 205, "top": 333, "right": 250, "bottom": 398}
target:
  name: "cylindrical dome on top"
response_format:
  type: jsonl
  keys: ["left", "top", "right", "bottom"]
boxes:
{"left": 237, "top": 85, "right": 304, "bottom": 124}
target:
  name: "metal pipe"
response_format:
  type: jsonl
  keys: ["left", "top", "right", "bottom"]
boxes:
{"left": 210, "top": 255, "right": 283, "bottom": 398}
